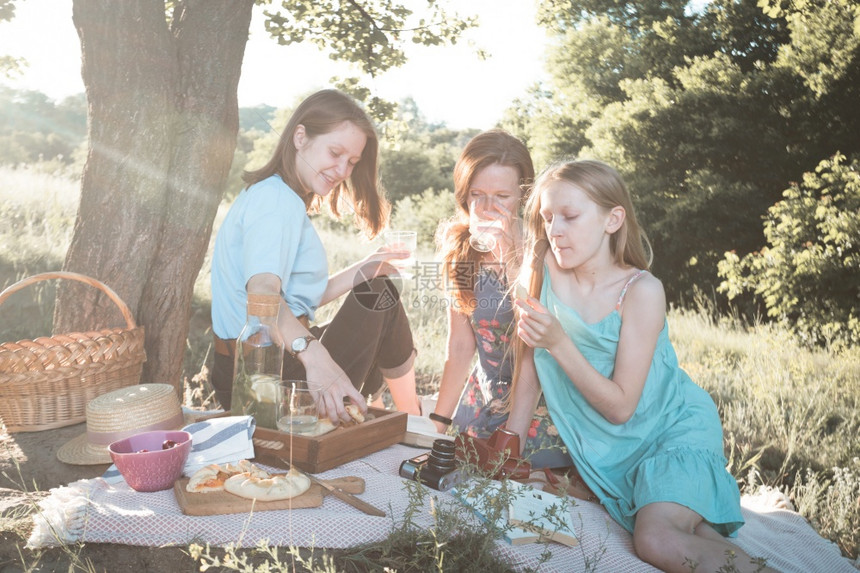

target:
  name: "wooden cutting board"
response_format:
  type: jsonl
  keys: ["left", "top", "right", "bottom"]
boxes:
{"left": 173, "top": 475, "right": 365, "bottom": 516}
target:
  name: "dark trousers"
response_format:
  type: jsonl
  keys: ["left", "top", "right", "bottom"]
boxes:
{"left": 211, "top": 277, "right": 416, "bottom": 411}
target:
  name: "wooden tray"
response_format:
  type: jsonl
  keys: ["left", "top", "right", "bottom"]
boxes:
{"left": 251, "top": 407, "right": 407, "bottom": 473}
{"left": 173, "top": 475, "right": 364, "bottom": 516}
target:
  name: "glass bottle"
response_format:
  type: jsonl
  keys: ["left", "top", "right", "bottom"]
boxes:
{"left": 230, "top": 292, "right": 284, "bottom": 429}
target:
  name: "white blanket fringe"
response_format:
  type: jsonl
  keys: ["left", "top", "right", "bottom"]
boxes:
{"left": 26, "top": 479, "right": 95, "bottom": 548}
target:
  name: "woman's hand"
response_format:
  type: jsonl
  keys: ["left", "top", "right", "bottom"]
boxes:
{"left": 301, "top": 343, "right": 367, "bottom": 424}
{"left": 515, "top": 295, "right": 567, "bottom": 351}
{"left": 321, "top": 245, "right": 411, "bottom": 305}
{"left": 358, "top": 246, "right": 411, "bottom": 280}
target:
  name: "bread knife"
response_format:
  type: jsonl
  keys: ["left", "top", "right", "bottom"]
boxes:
{"left": 278, "top": 458, "right": 385, "bottom": 517}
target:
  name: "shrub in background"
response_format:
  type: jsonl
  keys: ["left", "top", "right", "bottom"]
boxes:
{"left": 718, "top": 154, "right": 859, "bottom": 350}
{"left": 390, "top": 187, "right": 456, "bottom": 251}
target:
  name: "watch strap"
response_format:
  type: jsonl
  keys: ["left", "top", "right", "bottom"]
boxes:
{"left": 429, "top": 412, "right": 453, "bottom": 426}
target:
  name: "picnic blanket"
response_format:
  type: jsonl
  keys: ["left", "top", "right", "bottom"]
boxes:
{"left": 28, "top": 442, "right": 856, "bottom": 572}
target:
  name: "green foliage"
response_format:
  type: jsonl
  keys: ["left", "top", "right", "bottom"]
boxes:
{"left": 584, "top": 49, "right": 803, "bottom": 300}
{"left": 263, "top": 0, "right": 476, "bottom": 77}
{"left": 390, "top": 187, "right": 457, "bottom": 251}
{"left": 261, "top": 0, "right": 477, "bottom": 125}
{"left": 718, "top": 154, "right": 860, "bottom": 349}
{"left": 376, "top": 97, "right": 471, "bottom": 203}
{"left": 0, "top": 0, "right": 20, "bottom": 77}
{"left": 0, "top": 88, "right": 87, "bottom": 165}
{"left": 225, "top": 105, "right": 296, "bottom": 201}
{"left": 380, "top": 142, "right": 450, "bottom": 203}
{"left": 332, "top": 77, "right": 400, "bottom": 128}
{"left": 519, "top": 0, "right": 860, "bottom": 310}
{"left": 0, "top": 0, "right": 15, "bottom": 21}
{"left": 0, "top": 52, "right": 22, "bottom": 78}
{"left": 238, "top": 104, "right": 277, "bottom": 133}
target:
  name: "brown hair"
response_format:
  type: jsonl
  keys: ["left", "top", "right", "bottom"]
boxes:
{"left": 243, "top": 89, "right": 388, "bottom": 237}
{"left": 435, "top": 129, "right": 535, "bottom": 314}
{"left": 511, "top": 159, "right": 653, "bottom": 400}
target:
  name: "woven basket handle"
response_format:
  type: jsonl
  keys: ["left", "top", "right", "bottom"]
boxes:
{"left": 0, "top": 271, "right": 138, "bottom": 329}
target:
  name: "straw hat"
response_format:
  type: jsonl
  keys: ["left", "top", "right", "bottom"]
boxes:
{"left": 57, "top": 384, "right": 189, "bottom": 465}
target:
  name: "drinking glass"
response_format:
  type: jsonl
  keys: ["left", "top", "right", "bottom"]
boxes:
{"left": 469, "top": 198, "right": 504, "bottom": 252}
{"left": 384, "top": 230, "right": 417, "bottom": 276}
{"left": 276, "top": 380, "right": 320, "bottom": 435}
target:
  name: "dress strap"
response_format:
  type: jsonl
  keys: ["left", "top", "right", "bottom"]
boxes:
{"left": 615, "top": 269, "right": 647, "bottom": 311}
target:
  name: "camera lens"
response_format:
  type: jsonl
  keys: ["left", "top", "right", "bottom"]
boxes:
{"left": 427, "top": 438, "right": 456, "bottom": 473}
{"left": 432, "top": 439, "right": 455, "bottom": 455}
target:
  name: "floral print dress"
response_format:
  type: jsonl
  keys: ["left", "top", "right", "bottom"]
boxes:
{"left": 451, "top": 267, "right": 571, "bottom": 469}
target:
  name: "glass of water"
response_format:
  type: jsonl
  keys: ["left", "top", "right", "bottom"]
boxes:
{"left": 277, "top": 380, "right": 320, "bottom": 435}
{"left": 383, "top": 230, "right": 417, "bottom": 276}
{"left": 469, "top": 198, "right": 504, "bottom": 252}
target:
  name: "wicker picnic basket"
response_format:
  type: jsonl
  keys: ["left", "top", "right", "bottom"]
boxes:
{"left": 0, "top": 272, "right": 146, "bottom": 433}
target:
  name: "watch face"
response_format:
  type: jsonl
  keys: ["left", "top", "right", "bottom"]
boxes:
{"left": 291, "top": 336, "right": 308, "bottom": 354}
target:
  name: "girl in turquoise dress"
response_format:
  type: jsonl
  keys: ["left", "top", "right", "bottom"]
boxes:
{"left": 431, "top": 130, "right": 569, "bottom": 468}
{"left": 507, "top": 159, "right": 775, "bottom": 572}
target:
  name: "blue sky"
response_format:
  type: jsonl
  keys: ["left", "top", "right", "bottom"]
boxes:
{"left": 0, "top": 1, "right": 547, "bottom": 130}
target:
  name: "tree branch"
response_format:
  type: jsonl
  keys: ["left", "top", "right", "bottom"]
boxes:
{"left": 344, "top": 0, "right": 446, "bottom": 34}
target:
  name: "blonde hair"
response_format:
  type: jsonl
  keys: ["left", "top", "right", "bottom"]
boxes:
{"left": 435, "top": 129, "right": 534, "bottom": 314}
{"left": 511, "top": 159, "right": 652, "bottom": 400}
{"left": 243, "top": 89, "right": 388, "bottom": 237}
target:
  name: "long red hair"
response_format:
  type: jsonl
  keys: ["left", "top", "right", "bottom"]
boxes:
{"left": 435, "top": 129, "right": 534, "bottom": 314}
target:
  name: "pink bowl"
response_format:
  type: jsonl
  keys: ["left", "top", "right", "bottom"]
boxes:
{"left": 108, "top": 430, "right": 192, "bottom": 492}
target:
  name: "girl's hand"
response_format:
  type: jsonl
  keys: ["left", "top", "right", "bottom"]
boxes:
{"left": 303, "top": 348, "right": 367, "bottom": 424}
{"left": 515, "top": 296, "right": 566, "bottom": 351}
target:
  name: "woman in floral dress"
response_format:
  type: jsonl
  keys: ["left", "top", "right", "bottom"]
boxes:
{"left": 431, "top": 130, "right": 569, "bottom": 468}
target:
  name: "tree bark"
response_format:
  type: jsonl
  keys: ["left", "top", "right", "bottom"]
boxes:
{"left": 59, "top": 0, "right": 254, "bottom": 394}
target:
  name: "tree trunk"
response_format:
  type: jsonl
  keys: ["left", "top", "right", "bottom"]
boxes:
{"left": 58, "top": 0, "right": 254, "bottom": 395}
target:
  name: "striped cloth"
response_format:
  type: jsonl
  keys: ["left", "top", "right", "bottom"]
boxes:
{"left": 102, "top": 415, "right": 255, "bottom": 485}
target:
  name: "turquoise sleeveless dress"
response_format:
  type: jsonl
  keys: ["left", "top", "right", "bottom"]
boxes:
{"left": 534, "top": 269, "right": 744, "bottom": 536}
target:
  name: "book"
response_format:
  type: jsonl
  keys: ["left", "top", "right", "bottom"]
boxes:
{"left": 452, "top": 480, "right": 578, "bottom": 547}
{"left": 401, "top": 414, "right": 450, "bottom": 448}
{"left": 507, "top": 485, "right": 578, "bottom": 547}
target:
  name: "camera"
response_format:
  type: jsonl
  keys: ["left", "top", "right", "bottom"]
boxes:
{"left": 399, "top": 438, "right": 467, "bottom": 491}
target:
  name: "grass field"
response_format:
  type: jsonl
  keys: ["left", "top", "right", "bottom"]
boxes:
{"left": 2, "top": 164, "right": 858, "bottom": 565}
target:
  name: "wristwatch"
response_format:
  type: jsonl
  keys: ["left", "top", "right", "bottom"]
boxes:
{"left": 289, "top": 334, "right": 316, "bottom": 357}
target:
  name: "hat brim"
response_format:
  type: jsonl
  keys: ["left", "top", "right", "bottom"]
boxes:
{"left": 56, "top": 411, "right": 199, "bottom": 466}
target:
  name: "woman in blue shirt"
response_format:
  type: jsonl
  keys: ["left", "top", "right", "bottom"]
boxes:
{"left": 211, "top": 89, "right": 420, "bottom": 423}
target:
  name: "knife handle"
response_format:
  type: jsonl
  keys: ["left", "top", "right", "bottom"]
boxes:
{"left": 318, "top": 476, "right": 365, "bottom": 494}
